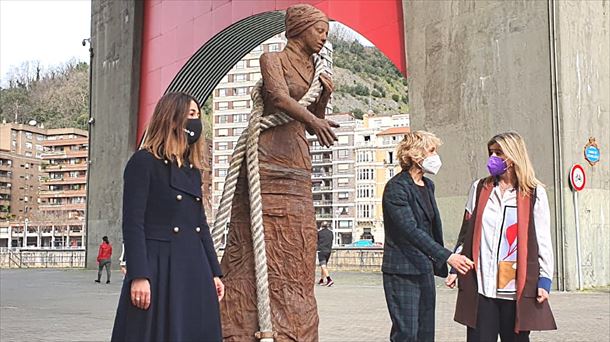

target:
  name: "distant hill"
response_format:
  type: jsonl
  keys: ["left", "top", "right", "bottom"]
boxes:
{"left": 0, "top": 61, "right": 89, "bottom": 130}
{"left": 329, "top": 33, "right": 409, "bottom": 118}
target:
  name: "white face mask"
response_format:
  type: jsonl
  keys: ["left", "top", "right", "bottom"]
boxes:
{"left": 420, "top": 154, "right": 442, "bottom": 175}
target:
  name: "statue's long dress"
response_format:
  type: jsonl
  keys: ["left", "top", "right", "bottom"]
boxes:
{"left": 220, "top": 46, "right": 319, "bottom": 342}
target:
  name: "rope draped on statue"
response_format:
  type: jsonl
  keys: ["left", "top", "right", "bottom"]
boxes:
{"left": 211, "top": 55, "right": 326, "bottom": 341}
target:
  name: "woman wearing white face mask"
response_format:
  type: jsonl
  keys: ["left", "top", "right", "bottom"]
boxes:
{"left": 382, "top": 131, "right": 474, "bottom": 342}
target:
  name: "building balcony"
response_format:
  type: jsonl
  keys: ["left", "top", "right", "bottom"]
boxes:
{"left": 42, "top": 177, "right": 87, "bottom": 185}
{"left": 40, "top": 150, "right": 88, "bottom": 159}
{"left": 315, "top": 213, "right": 333, "bottom": 220}
{"left": 313, "top": 200, "right": 333, "bottom": 207}
{"left": 312, "top": 158, "right": 332, "bottom": 165}
{"left": 43, "top": 164, "right": 88, "bottom": 172}
{"left": 43, "top": 137, "right": 88, "bottom": 147}
{"left": 39, "top": 203, "right": 86, "bottom": 211}
{"left": 312, "top": 172, "right": 332, "bottom": 179}
{"left": 312, "top": 185, "right": 333, "bottom": 192}
{"left": 39, "top": 190, "right": 86, "bottom": 198}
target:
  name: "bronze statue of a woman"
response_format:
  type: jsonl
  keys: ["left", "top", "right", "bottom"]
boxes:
{"left": 219, "top": 4, "right": 337, "bottom": 342}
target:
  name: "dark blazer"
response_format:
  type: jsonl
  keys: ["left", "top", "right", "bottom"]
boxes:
{"left": 382, "top": 170, "right": 451, "bottom": 276}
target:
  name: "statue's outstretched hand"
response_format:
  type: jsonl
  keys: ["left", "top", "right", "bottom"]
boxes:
{"left": 308, "top": 117, "right": 339, "bottom": 147}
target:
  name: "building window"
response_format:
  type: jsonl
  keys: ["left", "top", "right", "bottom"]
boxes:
{"left": 235, "top": 60, "right": 246, "bottom": 69}
{"left": 338, "top": 178, "right": 349, "bottom": 186}
{"left": 249, "top": 58, "right": 260, "bottom": 67}
{"left": 251, "top": 45, "right": 262, "bottom": 52}
{"left": 217, "top": 102, "right": 229, "bottom": 110}
{"left": 234, "top": 74, "right": 247, "bottom": 82}
{"left": 357, "top": 204, "right": 373, "bottom": 219}
{"left": 217, "top": 129, "right": 229, "bottom": 137}
{"left": 217, "top": 115, "right": 229, "bottom": 124}
{"left": 234, "top": 87, "right": 248, "bottom": 96}
{"left": 337, "top": 164, "right": 350, "bottom": 172}
{"left": 338, "top": 192, "right": 349, "bottom": 199}
{"left": 250, "top": 72, "right": 261, "bottom": 81}
{"left": 338, "top": 220, "right": 352, "bottom": 228}
{"left": 25, "top": 132, "right": 33, "bottom": 139}
{"left": 338, "top": 136, "right": 349, "bottom": 145}
{"left": 217, "top": 169, "right": 227, "bottom": 177}
{"left": 357, "top": 168, "right": 374, "bottom": 181}
{"left": 217, "top": 142, "right": 228, "bottom": 151}
{"left": 217, "top": 156, "right": 228, "bottom": 164}
{"left": 220, "top": 75, "right": 229, "bottom": 83}
{"left": 217, "top": 88, "right": 228, "bottom": 97}
{"left": 233, "top": 101, "right": 249, "bottom": 109}
{"left": 357, "top": 151, "right": 373, "bottom": 162}
{"left": 338, "top": 149, "right": 349, "bottom": 158}
{"left": 388, "top": 168, "right": 395, "bottom": 179}
{"left": 25, "top": 142, "right": 33, "bottom": 149}
{"left": 233, "top": 127, "right": 244, "bottom": 136}
{"left": 269, "top": 43, "right": 281, "bottom": 52}
{"left": 357, "top": 185, "right": 375, "bottom": 198}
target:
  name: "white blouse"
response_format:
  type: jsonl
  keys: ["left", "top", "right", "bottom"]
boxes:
{"left": 458, "top": 180, "right": 554, "bottom": 300}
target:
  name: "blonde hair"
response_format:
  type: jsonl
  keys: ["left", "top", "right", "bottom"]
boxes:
{"left": 397, "top": 131, "right": 443, "bottom": 170}
{"left": 141, "top": 92, "right": 203, "bottom": 169}
{"left": 486, "top": 131, "right": 542, "bottom": 194}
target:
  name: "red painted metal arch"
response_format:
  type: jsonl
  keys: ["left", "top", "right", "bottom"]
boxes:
{"left": 138, "top": 0, "right": 406, "bottom": 138}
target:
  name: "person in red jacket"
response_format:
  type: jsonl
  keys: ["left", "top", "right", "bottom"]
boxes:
{"left": 95, "top": 236, "right": 112, "bottom": 284}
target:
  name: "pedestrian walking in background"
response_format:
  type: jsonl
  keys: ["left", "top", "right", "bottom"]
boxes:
{"left": 95, "top": 236, "right": 112, "bottom": 284}
{"left": 317, "top": 222, "right": 334, "bottom": 287}
{"left": 446, "top": 132, "right": 556, "bottom": 341}
{"left": 382, "top": 131, "right": 474, "bottom": 342}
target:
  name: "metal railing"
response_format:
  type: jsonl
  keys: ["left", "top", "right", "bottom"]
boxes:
{"left": 0, "top": 248, "right": 85, "bottom": 268}
{"left": 325, "top": 247, "right": 384, "bottom": 271}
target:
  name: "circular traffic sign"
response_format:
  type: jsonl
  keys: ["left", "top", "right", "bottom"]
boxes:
{"left": 569, "top": 164, "right": 586, "bottom": 192}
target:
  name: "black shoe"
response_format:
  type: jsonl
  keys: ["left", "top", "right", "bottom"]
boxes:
{"left": 317, "top": 278, "right": 325, "bottom": 285}
{"left": 106, "top": 280, "right": 110, "bottom": 284}
{"left": 326, "top": 279, "right": 334, "bottom": 287}
{"left": 94, "top": 280, "right": 100, "bottom": 283}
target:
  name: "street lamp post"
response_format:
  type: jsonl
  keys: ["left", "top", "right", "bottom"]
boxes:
{"left": 82, "top": 37, "right": 94, "bottom": 265}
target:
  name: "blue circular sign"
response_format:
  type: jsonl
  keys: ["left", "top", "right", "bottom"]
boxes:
{"left": 585, "top": 145, "right": 600, "bottom": 164}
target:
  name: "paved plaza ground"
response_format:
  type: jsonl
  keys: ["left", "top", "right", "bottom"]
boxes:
{"left": 1, "top": 269, "right": 608, "bottom": 341}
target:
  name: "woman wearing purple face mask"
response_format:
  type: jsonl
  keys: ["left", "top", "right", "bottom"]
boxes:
{"left": 382, "top": 131, "right": 474, "bottom": 342}
{"left": 446, "top": 132, "right": 556, "bottom": 342}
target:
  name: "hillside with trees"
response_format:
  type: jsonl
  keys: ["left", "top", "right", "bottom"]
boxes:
{"left": 0, "top": 60, "right": 90, "bottom": 130}
{"left": 329, "top": 26, "right": 409, "bottom": 118}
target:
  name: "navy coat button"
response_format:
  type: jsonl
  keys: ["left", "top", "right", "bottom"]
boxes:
{"left": 173, "top": 226, "right": 180, "bottom": 233}
{"left": 176, "top": 194, "right": 183, "bottom": 201}
{"left": 195, "top": 227, "right": 201, "bottom": 233}
{"left": 164, "top": 160, "right": 169, "bottom": 165}
{"left": 196, "top": 197, "right": 201, "bottom": 202}
{"left": 189, "top": 164, "right": 193, "bottom": 169}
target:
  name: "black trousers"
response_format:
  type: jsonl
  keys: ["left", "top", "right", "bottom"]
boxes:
{"left": 383, "top": 272, "right": 435, "bottom": 342}
{"left": 467, "top": 294, "right": 530, "bottom": 342}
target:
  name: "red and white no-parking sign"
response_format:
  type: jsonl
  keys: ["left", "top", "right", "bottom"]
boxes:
{"left": 569, "top": 164, "right": 586, "bottom": 191}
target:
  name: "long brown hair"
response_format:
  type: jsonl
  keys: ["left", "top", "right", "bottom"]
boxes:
{"left": 484, "top": 131, "right": 542, "bottom": 195}
{"left": 141, "top": 92, "right": 203, "bottom": 169}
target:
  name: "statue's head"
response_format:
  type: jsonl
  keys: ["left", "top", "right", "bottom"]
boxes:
{"left": 285, "top": 4, "right": 329, "bottom": 54}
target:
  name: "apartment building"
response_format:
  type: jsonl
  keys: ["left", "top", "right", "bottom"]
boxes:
{"left": 0, "top": 122, "right": 88, "bottom": 248}
{"left": 354, "top": 113, "right": 409, "bottom": 244}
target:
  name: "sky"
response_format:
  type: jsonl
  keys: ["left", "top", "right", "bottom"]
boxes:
{"left": 0, "top": 0, "right": 91, "bottom": 85}
{"left": 0, "top": 0, "right": 372, "bottom": 86}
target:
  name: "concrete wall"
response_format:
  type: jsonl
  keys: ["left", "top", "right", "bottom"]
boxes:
{"left": 403, "top": 0, "right": 610, "bottom": 290}
{"left": 555, "top": 0, "right": 610, "bottom": 289}
{"left": 86, "top": 0, "right": 143, "bottom": 268}
{"left": 403, "top": 1, "right": 555, "bottom": 245}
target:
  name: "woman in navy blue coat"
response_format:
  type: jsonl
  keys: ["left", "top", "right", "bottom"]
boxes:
{"left": 111, "top": 92, "right": 224, "bottom": 341}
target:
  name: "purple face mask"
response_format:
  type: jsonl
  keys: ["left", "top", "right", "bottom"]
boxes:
{"left": 487, "top": 155, "right": 507, "bottom": 176}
